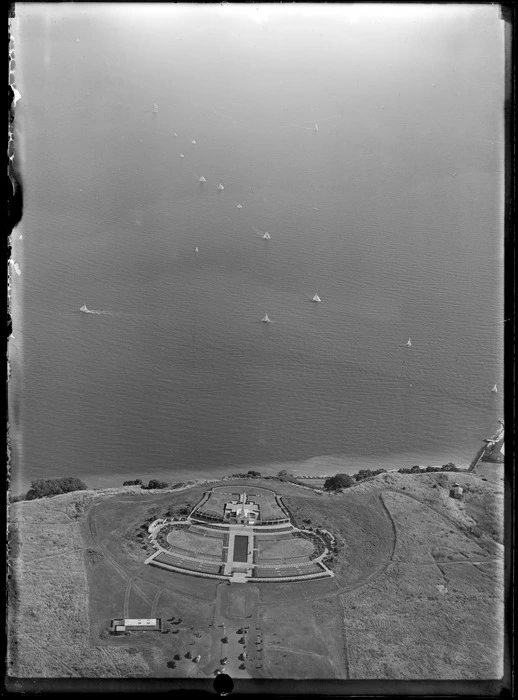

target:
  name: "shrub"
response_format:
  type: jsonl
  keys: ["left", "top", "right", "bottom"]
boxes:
{"left": 441, "top": 462, "right": 459, "bottom": 472}
{"left": 25, "top": 477, "right": 88, "bottom": 500}
{"left": 123, "top": 479, "right": 143, "bottom": 486}
{"left": 324, "top": 474, "right": 354, "bottom": 491}
{"left": 9, "top": 493, "right": 26, "bottom": 503}
{"left": 143, "top": 480, "right": 169, "bottom": 490}
{"left": 247, "top": 470, "right": 262, "bottom": 478}
{"left": 353, "top": 468, "right": 387, "bottom": 481}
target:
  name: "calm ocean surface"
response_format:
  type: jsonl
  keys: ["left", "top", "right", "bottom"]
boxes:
{"left": 10, "top": 6, "right": 504, "bottom": 494}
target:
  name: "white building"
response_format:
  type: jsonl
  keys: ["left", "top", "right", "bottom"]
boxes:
{"left": 224, "top": 493, "right": 260, "bottom": 525}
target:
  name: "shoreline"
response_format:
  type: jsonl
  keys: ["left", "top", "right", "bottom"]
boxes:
{"left": 10, "top": 448, "right": 478, "bottom": 497}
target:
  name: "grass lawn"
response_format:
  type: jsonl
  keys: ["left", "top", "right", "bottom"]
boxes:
{"left": 260, "top": 600, "right": 339, "bottom": 678}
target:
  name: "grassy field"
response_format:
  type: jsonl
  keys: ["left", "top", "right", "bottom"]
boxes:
{"left": 8, "top": 472, "right": 505, "bottom": 680}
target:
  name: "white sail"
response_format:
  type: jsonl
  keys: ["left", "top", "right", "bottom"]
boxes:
{"left": 406, "top": 338, "right": 411, "bottom": 347}
{"left": 262, "top": 314, "right": 270, "bottom": 323}
{"left": 191, "top": 139, "right": 197, "bottom": 145}
{"left": 218, "top": 184, "right": 224, "bottom": 190}
{"left": 314, "top": 122, "right": 318, "bottom": 131}
{"left": 195, "top": 246, "right": 199, "bottom": 253}
{"left": 262, "top": 232, "right": 271, "bottom": 240}
{"left": 312, "top": 294, "right": 321, "bottom": 302}
{"left": 491, "top": 384, "right": 498, "bottom": 393}
{"left": 199, "top": 176, "right": 206, "bottom": 183}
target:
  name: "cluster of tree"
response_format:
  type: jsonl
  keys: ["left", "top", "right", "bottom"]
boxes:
{"left": 275, "top": 469, "right": 303, "bottom": 485}
{"left": 229, "top": 470, "right": 262, "bottom": 478}
{"left": 22, "top": 477, "right": 88, "bottom": 501}
{"left": 324, "top": 473, "right": 354, "bottom": 491}
{"left": 123, "top": 479, "right": 143, "bottom": 486}
{"left": 141, "top": 480, "right": 169, "bottom": 490}
{"left": 353, "top": 468, "right": 387, "bottom": 481}
{"left": 398, "top": 463, "right": 460, "bottom": 475}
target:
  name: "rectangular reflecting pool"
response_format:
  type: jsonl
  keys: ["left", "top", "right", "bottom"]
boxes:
{"left": 233, "top": 535, "right": 249, "bottom": 562}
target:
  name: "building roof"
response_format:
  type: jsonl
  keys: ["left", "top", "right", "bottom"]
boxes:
{"left": 124, "top": 619, "right": 157, "bottom": 626}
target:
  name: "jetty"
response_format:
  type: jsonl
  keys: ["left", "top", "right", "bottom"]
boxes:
{"left": 469, "top": 422, "right": 504, "bottom": 471}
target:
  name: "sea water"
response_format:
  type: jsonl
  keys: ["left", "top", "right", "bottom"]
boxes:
{"left": 9, "top": 5, "right": 504, "bottom": 494}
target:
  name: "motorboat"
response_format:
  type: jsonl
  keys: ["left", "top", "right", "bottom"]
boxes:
{"left": 80, "top": 304, "right": 89, "bottom": 313}
{"left": 152, "top": 103, "right": 159, "bottom": 113}
{"left": 237, "top": 204, "right": 243, "bottom": 209}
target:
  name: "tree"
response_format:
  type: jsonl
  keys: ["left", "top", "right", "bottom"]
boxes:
{"left": 247, "top": 470, "right": 261, "bottom": 478}
{"left": 276, "top": 469, "right": 293, "bottom": 479}
{"left": 324, "top": 473, "right": 354, "bottom": 491}
{"left": 25, "top": 477, "right": 88, "bottom": 500}
{"left": 144, "top": 480, "right": 169, "bottom": 490}
{"left": 441, "top": 462, "right": 458, "bottom": 472}
{"left": 123, "top": 479, "right": 143, "bottom": 486}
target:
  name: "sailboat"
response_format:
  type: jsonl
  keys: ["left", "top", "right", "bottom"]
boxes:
{"left": 199, "top": 176, "right": 206, "bottom": 183}
{"left": 406, "top": 338, "right": 412, "bottom": 347}
{"left": 314, "top": 122, "right": 319, "bottom": 132}
{"left": 218, "top": 183, "right": 224, "bottom": 191}
{"left": 261, "top": 314, "right": 271, "bottom": 323}
{"left": 80, "top": 304, "right": 89, "bottom": 313}
{"left": 191, "top": 139, "right": 197, "bottom": 145}
{"left": 195, "top": 246, "right": 199, "bottom": 254}
{"left": 152, "top": 103, "right": 159, "bottom": 113}
{"left": 312, "top": 294, "right": 321, "bottom": 303}
{"left": 491, "top": 384, "right": 498, "bottom": 393}
{"left": 180, "top": 153, "right": 184, "bottom": 158}
{"left": 262, "top": 232, "right": 271, "bottom": 240}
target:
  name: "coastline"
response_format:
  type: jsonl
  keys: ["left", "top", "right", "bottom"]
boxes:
{"left": 10, "top": 448, "right": 477, "bottom": 497}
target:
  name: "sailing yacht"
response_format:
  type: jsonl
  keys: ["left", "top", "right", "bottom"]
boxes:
{"left": 491, "top": 384, "right": 498, "bottom": 393}
{"left": 152, "top": 103, "right": 159, "bottom": 113}
{"left": 80, "top": 304, "right": 89, "bottom": 313}
{"left": 199, "top": 176, "right": 206, "bottom": 183}
{"left": 312, "top": 294, "right": 321, "bottom": 303}
{"left": 406, "top": 338, "right": 412, "bottom": 347}
{"left": 262, "top": 314, "right": 271, "bottom": 323}
{"left": 262, "top": 232, "right": 271, "bottom": 240}
{"left": 195, "top": 246, "right": 199, "bottom": 254}
{"left": 314, "top": 122, "right": 319, "bottom": 132}
{"left": 218, "top": 184, "right": 225, "bottom": 191}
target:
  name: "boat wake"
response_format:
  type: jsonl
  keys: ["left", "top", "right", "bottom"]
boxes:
{"left": 80, "top": 305, "right": 110, "bottom": 315}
